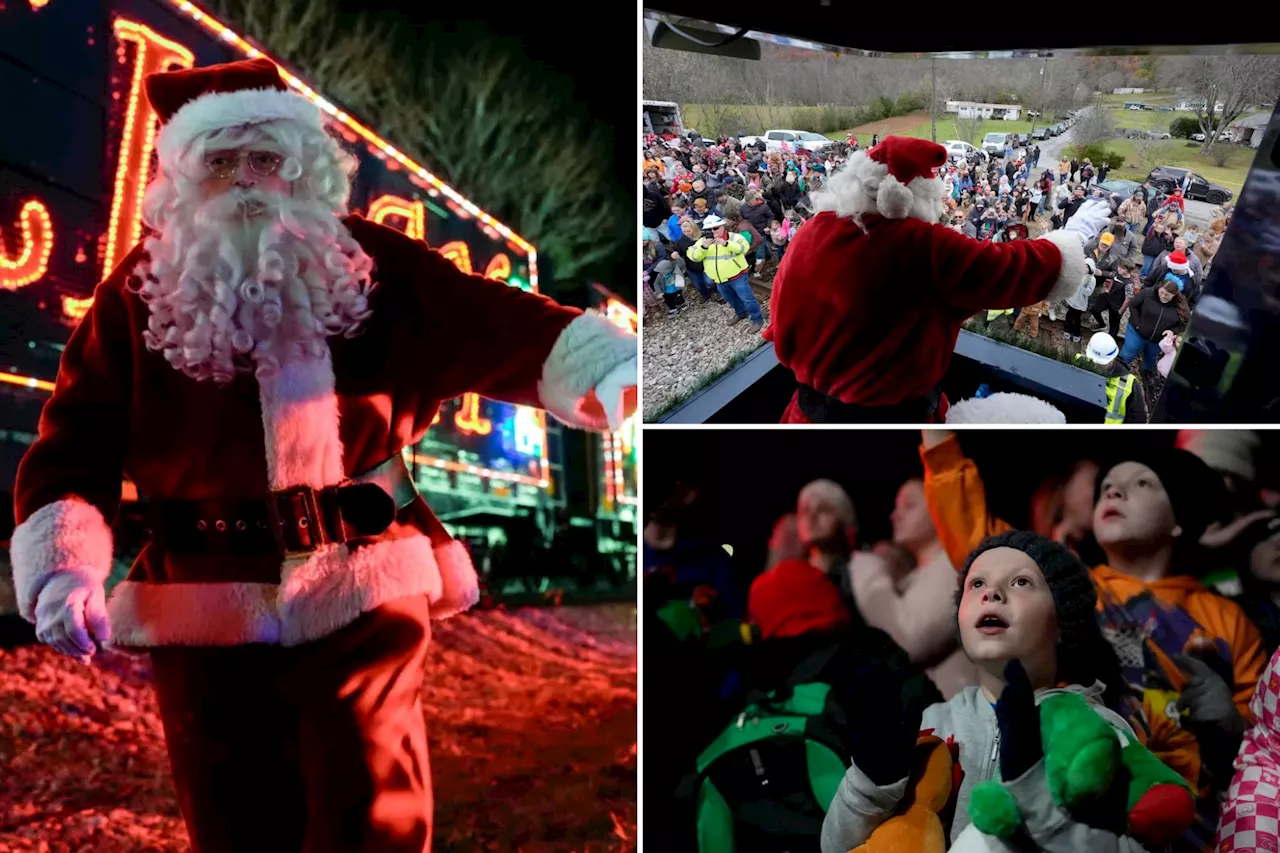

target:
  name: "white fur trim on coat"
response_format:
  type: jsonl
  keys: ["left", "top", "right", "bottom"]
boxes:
{"left": 10, "top": 499, "right": 114, "bottom": 622}
{"left": 812, "top": 152, "right": 944, "bottom": 224}
{"left": 257, "top": 351, "right": 347, "bottom": 490}
{"left": 105, "top": 538, "right": 472, "bottom": 647}
{"left": 430, "top": 539, "right": 480, "bottom": 619}
{"left": 946, "top": 392, "right": 1066, "bottom": 425}
{"left": 538, "top": 312, "right": 637, "bottom": 431}
{"left": 1039, "top": 230, "right": 1089, "bottom": 305}
{"left": 155, "top": 88, "right": 324, "bottom": 167}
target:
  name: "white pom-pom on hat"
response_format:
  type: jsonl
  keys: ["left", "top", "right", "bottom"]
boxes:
{"left": 946, "top": 392, "right": 1067, "bottom": 424}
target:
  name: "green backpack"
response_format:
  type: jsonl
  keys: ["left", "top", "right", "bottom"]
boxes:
{"left": 690, "top": 681, "right": 850, "bottom": 853}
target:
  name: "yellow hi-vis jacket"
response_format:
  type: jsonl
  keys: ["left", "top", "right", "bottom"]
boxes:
{"left": 1103, "top": 373, "right": 1135, "bottom": 424}
{"left": 686, "top": 233, "right": 750, "bottom": 284}
{"left": 1075, "top": 354, "right": 1135, "bottom": 424}
{"left": 986, "top": 308, "right": 1015, "bottom": 321}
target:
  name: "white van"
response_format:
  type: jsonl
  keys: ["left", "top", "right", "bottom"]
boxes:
{"left": 982, "top": 132, "right": 1011, "bottom": 155}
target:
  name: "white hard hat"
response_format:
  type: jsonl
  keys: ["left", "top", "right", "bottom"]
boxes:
{"left": 701, "top": 214, "right": 726, "bottom": 229}
{"left": 1086, "top": 331, "right": 1119, "bottom": 365}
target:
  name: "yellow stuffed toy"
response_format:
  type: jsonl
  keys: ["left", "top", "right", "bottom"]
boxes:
{"left": 850, "top": 734, "right": 957, "bottom": 853}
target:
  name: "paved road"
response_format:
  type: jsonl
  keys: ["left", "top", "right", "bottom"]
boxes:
{"left": 1019, "top": 107, "right": 1218, "bottom": 227}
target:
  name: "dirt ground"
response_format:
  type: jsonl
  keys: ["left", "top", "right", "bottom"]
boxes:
{"left": 0, "top": 604, "right": 637, "bottom": 852}
{"left": 848, "top": 110, "right": 931, "bottom": 137}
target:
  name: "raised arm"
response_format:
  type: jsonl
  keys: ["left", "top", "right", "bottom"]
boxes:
{"left": 920, "top": 432, "right": 1013, "bottom": 570}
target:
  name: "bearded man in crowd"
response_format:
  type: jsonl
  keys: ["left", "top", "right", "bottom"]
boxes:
{"left": 11, "top": 58, "right": 635, "bottom": 851}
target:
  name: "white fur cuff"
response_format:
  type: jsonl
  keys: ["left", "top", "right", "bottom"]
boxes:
{"left": 1039, "top": 230, "right": 1089, "bottom": 305}
{"left": 10, "top": 499, "right": 114, "bottom": 622}
{"left": 538, "top": 312, "right": 636, "bottom": 431}
{"left": 431, "top": 540, "right": 479, "bottom": 620}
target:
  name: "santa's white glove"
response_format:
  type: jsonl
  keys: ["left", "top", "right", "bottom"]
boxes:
{"left": 593, "top": 355, "right": 637, "bottom": 431}
{"left": 33, "top": 571, "right": 111, "bottom": 662}
{"left": 1061, "top": 198, "right": 1112, "bottom": 244}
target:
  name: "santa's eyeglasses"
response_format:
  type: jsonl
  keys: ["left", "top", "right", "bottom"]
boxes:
{"left": 204, "top": 149, "right": 285, "bottom": 180}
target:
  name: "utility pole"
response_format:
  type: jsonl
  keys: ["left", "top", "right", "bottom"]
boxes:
{"left": 931, "top": 55, "right": 937, "bottom": 142}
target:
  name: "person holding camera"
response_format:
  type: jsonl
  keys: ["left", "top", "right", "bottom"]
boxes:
{"left": 685, "top": 214, "right": 764, "bottom": 333}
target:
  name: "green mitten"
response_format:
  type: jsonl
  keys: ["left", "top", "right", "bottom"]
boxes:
{"left": 1120, "top": 741, "right": 1196, "bottom": 847}
{"left": 1039, "top": 693, "right": 1121, "bottom": 807}
{"left": 968, "top": 780, "right": 1023, "bottom": 839}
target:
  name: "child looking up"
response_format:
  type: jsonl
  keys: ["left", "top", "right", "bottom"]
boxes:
{"left": 822, "top": 531, "right": 1143, "bottom": 852}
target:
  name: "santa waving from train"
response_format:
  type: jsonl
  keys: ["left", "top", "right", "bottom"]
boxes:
{"left": 764, "top": 136, "right": 1109, "bottom": 423}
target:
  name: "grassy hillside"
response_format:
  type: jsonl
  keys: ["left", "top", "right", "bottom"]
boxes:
{"left": 1103, "top": 139, "right": 1254, "bottom": 193}
{"left": 681, "top": 103, "right": 863, "bottom": 136}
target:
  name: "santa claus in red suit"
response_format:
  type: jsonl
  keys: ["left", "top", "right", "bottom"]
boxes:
{"left": 763, "top": 136, "right": 1110, "bottom": 423}
{"left": 9, "top": 58, "right": 635, "bottom": 851}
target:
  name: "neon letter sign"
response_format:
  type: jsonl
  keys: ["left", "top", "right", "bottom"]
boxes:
{"left": 1, "top": 200, "right": 54, "bottom": 290}
{"left": 104, "top": 21, "right": 194, "bottom": 277}
{"left": 367, "top": 195, "right": 425, "bottom": 240}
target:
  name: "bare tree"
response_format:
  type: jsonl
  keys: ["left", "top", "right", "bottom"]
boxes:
{"left": 1177, "top": 55, "right": 1280, "bottom": 152}
{"left": 1072, "top": 97, "right": 1116, "bottom": 146}
{"left": 951, "top": 115, "right": 982, "bottom": 145}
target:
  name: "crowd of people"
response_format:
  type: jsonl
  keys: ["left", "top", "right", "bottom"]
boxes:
{"left": 645, "top": 430, "right": 1280, "bottom": 852}
{"left": 642, "top": 124, "right": 1235, "bottom": 423}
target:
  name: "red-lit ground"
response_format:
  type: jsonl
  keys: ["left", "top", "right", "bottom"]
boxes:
{"left": 0, "top": 604, "right": 636, "bottom": 852}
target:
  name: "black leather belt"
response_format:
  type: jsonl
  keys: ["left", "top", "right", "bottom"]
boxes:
{"left": 148, "top": 454, "right": 420, "bottom": 557}
{"left": 795, "top": 382, "right": 942, "bottom": 424}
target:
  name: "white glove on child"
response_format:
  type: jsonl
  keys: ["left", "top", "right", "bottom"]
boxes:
{"left": 33, "top": 571, "right": 111, "bottom": 662}
{"left": 1061, "top": 198, "right": 1113, "bottom": 244}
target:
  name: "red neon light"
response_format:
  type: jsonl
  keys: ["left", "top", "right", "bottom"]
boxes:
{"left": 0, "top": 200, "right": 54, "bottom": 290}
{"left": 0, "top": 371, "right": 56, "bottom": 392}
{"left": 483, "top": 253, "right": 511, "bottom": 282}
{"left": 61, "top": 295, "right": 94, "bottom": 321}
{"left": 453, "top": 394, "right": 492, "bottom": 436}
{"left": 439, "top": 240, "right": 472, "bottom": 275}
{"left": 367, "top": 195, "right": 425, "bottom": 241}
{"left": 104, "top": 20, "right": 194, "bottom": 278}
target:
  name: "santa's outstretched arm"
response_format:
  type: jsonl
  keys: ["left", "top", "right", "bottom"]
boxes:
{"left": 401, "top": 231, "right": 636, "bottom": 431}
{"left": 930, "top": 199, "right": 1112, "bottom": 312}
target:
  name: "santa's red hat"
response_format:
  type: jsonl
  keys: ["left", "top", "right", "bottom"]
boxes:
{"left": 1166, "top": 250, "right": 1191, "bottom": 274}
{"left": 861, "top": 136, "right": 948, "bottom": 219}
{"left": 146, "top": 58, "right": 324, "bottom": 166}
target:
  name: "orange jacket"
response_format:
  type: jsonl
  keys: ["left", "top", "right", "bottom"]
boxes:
{"left": 921, "top": 433, "right": 1265, "bottom": 722}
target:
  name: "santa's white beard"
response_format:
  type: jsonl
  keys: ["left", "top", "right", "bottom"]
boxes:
{"left": 134, "top": 188, "right": 374, "bottom": 383}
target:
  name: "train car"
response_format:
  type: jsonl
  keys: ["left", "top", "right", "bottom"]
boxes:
{"left": 0, "top": 0, "right": 573, "bottom": 586}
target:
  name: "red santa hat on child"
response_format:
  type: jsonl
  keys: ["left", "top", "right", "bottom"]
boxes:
{"left": 863, "top": 137, "right": 948, "bottom": 219}
{"left": 1166, "top": 250, "right": 1191, "bottom": 274}
{"left": 146, "top": 57, "right": 324, "bottom": 167}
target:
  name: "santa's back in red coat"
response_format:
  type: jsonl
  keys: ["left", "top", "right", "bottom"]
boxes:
{"left": 763, "top": 137, "right": 1106, "bottom": 423}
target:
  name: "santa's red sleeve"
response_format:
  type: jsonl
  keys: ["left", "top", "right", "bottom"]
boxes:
{"left": 352, "top": 218, "right": 635, "bottom": 431}
{"left": 9, "top": 248, "right": 142, "bottom": 622}
{"left": 924, "top": 221, "right": 1087, "bottom": 313}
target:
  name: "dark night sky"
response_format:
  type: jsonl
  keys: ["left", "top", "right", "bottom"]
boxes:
{"left": 643, "top": 430, "right": 1280, "bottom": 584}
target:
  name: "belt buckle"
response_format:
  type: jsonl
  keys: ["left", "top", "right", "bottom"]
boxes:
{"left": 267, "top": 485, "right": 324, "bottom": 557}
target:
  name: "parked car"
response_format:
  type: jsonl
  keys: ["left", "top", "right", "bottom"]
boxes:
{"left": 1095, "top": 179, "right": 1143, "bottom": 203}
{"left": 1147, "top": 166, "right": 1234, "bottom": 204}
{"left": 943, "top": 139, "right": 988, "bottom": 163}
{"left": 1191, "top": 132, "right": 1206, "bottom": 142}
{"left": 1157, "top": 106, "right": 1174, "bottom": 112}
{"left": 746, "top": 129, "right": 835, "bottom": 153}
{"left": 1031, "top": 127, "right": 1049, "bottom": 140}
{"left": 981, "top": 131, "right": 1011, "bottom": 155}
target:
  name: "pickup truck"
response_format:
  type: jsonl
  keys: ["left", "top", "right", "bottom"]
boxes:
{"left": 739, "top": 128, "right": 835, "bottom": 153}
